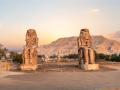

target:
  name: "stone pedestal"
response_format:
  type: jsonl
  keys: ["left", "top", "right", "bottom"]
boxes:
{"left": 81, "top": 64, "right": 99, "bottom": 70}
{"left": 21, "top": 64, "right": 37, "bottom": 71}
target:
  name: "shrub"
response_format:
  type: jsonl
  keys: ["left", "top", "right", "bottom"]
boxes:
{"left": 96, "top": 53, "right": 120, "bottom": 62}
{"left": 10, "top": 51, "right": 22, "bottom": 64}
{"left": 110, "top": 54, "right": 120, "bottom": 62}
{"left": 62, "top": 54, "right": 79, "bottom": 59}
{"left": 50, "top": 54, "right": 58, "bottom": 58}
{"left": 13, "top": 54, "right": 22, "bottom": 64}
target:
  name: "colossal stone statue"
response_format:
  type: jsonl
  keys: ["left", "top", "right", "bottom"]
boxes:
{"left": 21, "top": 29, "right": 38, "bottom": 70}
{"left": 77, "top": 29, "right": 99, "bottom": 70}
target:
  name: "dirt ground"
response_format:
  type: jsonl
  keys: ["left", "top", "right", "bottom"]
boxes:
{"left": 0, "top": 61, "right": 120, "bottom": 90}
{"left": 38, "top": 61, "right": 117, "bottom": 72}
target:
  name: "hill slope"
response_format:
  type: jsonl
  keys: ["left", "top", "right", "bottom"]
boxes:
{"left": 39, "top": 36, "right": 120, "bottom": 56}
{"left": 105, "top": 31, "right": 120, "bottom": 42}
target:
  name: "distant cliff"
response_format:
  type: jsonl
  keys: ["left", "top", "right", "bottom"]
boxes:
{"left": 38, "top": 36, "right": 120, "bottom": 56}
{"left": 105, "top": 31, "right": 120, "bottom": 42}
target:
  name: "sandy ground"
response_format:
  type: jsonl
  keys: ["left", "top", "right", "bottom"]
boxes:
{"left": 0, "top": 62, "right": 120, "bottom": 90}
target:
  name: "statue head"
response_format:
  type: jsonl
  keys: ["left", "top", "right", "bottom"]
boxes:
{"left": 79, "top": 28, "right": 92, "bottom": 47}
{"left": 26, "top": 29, "right": 37, "bottom": 37}
{"left": 80, "top": 29, "right": 90, "bottom": 38}
{"left": 26, "top": 29, "right": 38, "bottom": 47}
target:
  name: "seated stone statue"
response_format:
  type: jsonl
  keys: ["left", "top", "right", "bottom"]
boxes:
{"left": 77, "top": 29, "right": 99, "bottom": 70}
{"left": 21, "top": 29, "right": 39, "bottom": 71}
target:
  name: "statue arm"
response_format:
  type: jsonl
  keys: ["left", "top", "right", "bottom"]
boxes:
{"left": 89, "top": 36, "right": 92, "bottom": 47}
{"left": 77, "top": 37, "right": 80, "bottom": 49}
{"left": 36, "top": 37, "right": 39, "bottom": 47}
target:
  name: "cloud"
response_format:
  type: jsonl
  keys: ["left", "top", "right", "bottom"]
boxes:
{"left": 88, "top": 8, "right": 100, "bottom": 17}
{"left": 90, "top": 8, "right": 100, "bottom": 13}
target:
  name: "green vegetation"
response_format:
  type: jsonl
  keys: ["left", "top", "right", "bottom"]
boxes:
{"left": 61, "top": 53, "right": 120, "bottom": 62}
{"left": 96, "top": 53, "right": 120, "bottom": 62}
{"left": 0, "top": 44, "right": 23, "bottom": 64}
{"left": 50, "top": 54, "right": 58, "bottom": 58}
{"left": 49, "top": 54, "right": 79, "bottom": 59}
{"left": 62, "top": 54, "right": 79, "bottom": 59}
{"left": 0, "top": 44, "right": 8, "bottom": 59}
{"left": 38, "top": 55, "right": 45, "bottom": 58}
{"left": 96, "top": 53, "right": 109, "bottom": 60}
{"left": 10, "top": 51, "right": 22, "bottom": 64}
{"left": 110, "top": 54, "right": 120, "bottom": 62}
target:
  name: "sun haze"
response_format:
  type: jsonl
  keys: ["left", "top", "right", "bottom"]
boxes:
{"left": 0, "top": 0, "right": 120, "bottom": 50}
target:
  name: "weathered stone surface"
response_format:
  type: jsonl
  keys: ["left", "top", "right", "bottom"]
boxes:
{"left": 21, "top": 29, "right": 38, "bottom": 71}
{"left": 77, "top": 29, "right": 99, "bottom": 70}
{"left": 21, "top": 65, "right": 37, "bottom": 71}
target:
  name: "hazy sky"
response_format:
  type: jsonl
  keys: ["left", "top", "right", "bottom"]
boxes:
{"left": 0, "top": 0, "right": 120, "bottom": 50}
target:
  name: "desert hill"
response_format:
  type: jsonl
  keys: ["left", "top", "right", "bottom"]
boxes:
{"left": 39, "top": 36, "right": 120, "bottom": 56}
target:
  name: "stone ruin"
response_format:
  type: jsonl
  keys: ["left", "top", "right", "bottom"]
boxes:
{"left": 20, "top": 28, "right": 99, "bottom": 71}
{"left": 21, "top": 29, "right": 39, "bottom": 71}
{"left": 77, "top": 29, "right": 99, "bottom": 70}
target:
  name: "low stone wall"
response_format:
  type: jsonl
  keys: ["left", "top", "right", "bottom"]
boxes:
{"left": 0, "top": 60, "right": 12, "bottom": 71}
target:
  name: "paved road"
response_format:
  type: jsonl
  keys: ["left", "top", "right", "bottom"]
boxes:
{"left": 0, "top": 70, "right": 120, "bottom": 90}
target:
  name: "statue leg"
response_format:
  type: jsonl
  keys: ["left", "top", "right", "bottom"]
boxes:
{"left": 33, "top": 48, "right": 37, "bottom": 65}
{"left": 84, "top": 47, "right": 89, "bottom": 64}
{"left": 89, "top": 48, "right": 95, "bottom": 64}
{"left": 30, "top": 47, "right": 37, "bottom": 65}
{"left": 78, "top": 47, "right": 84, "bottom": 65}
{"left": 22, "top": 48, "right": 25, "bottom": 64}
{"left": 23, "top": 47, "right": 30, "bottom": 65}
{"left": 30, "top": 48, "right": 33, "bottom": 64}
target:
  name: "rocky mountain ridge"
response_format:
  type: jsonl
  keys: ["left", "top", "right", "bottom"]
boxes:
{"left": 38, "top": 36, "right": 120, "bottom": 56}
